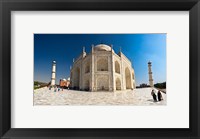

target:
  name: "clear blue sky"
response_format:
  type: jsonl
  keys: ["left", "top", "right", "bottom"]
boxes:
{"left": 34, "top": 34, "right": 166, "bottom": 86}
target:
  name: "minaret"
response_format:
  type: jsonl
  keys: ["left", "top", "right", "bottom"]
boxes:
{"left": 83, "top": 46, "right": 85, "bottom": 53}
{"left": 51, "top": 61, "right": 56, "bottom": 86}
{"left": 148, "top": 61, "right": 154, "bottom": 87}
{"left": 118, "top": 47, "right": 122, "bottom": 56}
{"left": 91, "top": 44, "right": 94, "bottom": 53}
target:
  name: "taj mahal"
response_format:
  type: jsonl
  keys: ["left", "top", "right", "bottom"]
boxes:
{"left": 70, "top": 44, "right": 136, "bottom": 92}
{"left": 34, "top": 35, "right": 166, "bottom": 106}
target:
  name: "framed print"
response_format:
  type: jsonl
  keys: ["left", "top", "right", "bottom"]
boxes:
{"left": 0, "top": 0, "right": 200, "bottom": 139}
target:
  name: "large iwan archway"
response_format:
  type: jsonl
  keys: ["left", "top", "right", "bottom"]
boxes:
{"left": 125, "top": 67, "right": 132, "bottom": 89}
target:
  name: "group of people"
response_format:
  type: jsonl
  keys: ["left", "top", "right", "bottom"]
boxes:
{"left": 151, "top": 89, "right": 163, "bottom": 102}
{"left": 49, "top": 86, "right": 64, "bottom": 92}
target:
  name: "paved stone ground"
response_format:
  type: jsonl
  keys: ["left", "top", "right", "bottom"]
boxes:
{"left": 34, "top": 87, "right": 166, "bottom": 106}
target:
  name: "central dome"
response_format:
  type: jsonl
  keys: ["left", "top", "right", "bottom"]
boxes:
{"left": 94, "top": 44, "right": 112, "bottom": 51}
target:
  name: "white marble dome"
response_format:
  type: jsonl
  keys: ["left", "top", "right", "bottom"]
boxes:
{"left": 94, "top": 44, "right": 112, "bottom": 51}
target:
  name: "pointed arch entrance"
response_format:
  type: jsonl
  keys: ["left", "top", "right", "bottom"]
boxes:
{"left": 97, "top": 76, "right": 109, "bottom": 91}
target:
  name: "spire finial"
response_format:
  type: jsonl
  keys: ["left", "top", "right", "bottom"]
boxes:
{"left": 148, "top": 61, "right": 152, "bottom": 65}
{"left": 83, "top": 46, "right": 85, "bottom": 53}
{"left": 91, "top": 44, "right": 94, "bottom": 53}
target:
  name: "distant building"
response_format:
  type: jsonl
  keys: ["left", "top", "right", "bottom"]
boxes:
{"left": 70, "top": 44, "right": 136, "bottom": 91}
{"left": 59, "top": 78, "right": 70, "bottom": 88}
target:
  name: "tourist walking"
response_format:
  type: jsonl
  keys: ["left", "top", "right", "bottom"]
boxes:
{"left": 151, "top": 89, "right": 157, "bottom": 102}
{"left": 157, "top": 90, "right": 163, "bottom": 101}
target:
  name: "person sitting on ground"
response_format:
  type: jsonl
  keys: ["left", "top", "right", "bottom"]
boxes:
{"left": 157, "top": 90, "right": 163, "bottom": 101}
{"left": 151, "top": 89, "right": 157, "bottom": 102}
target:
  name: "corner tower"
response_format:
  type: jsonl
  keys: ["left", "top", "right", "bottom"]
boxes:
{"left": 148, "top": 61, "right": 154, "bottom": 87}
{"left": 51, "top": 61, "right": 56, "bottom": 86}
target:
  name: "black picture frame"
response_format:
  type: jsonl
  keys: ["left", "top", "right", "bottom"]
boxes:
{"left": 0, "top": 0, "right": 200, "bottom": 139}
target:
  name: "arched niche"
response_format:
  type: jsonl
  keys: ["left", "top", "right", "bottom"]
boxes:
{"left": 116, "top": 78, "right": 121, "bottom": 90}
{"left": 125, "top": 67, "right": 132, "bottom": 89}
{"left": 74, "top": 67, "right": 80, "bottom": 89}
{"left": 97, "top": 58, "right": 108, "bottom": 71}
{"left": 115, "top": 61, "right": 120, "bottom": 74}
{"left": 85, "top": 62, "right": 90, "bottom": 73}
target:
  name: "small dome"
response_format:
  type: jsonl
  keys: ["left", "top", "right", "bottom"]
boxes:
{"left": 94, "top": 44, "right": 112, "bottom": 51}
